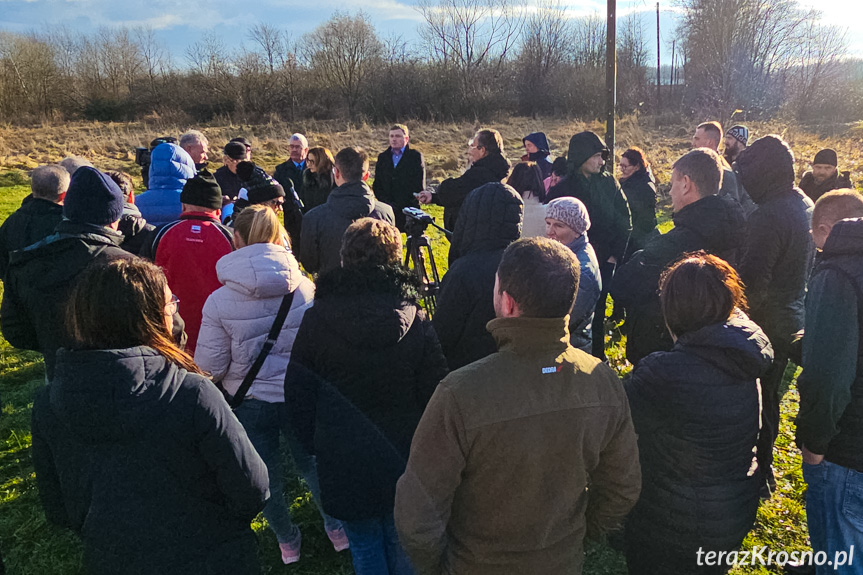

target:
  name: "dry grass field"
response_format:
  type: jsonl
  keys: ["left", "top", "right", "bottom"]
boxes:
{"left": 0, "top": 115, "right": 861, "bottom": 574}
{"left": 1, "top": 115, "right": 861, "bottom": 189}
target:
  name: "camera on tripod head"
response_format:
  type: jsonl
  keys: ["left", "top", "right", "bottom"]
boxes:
{"left": 134, "top": 136, "right": 177, "bottom": 168}
{"left": 403, "top": 207, "right": 435, "bottom": 234}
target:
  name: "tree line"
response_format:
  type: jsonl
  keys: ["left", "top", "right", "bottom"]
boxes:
{"left": 0, "top": 0, "right": 856, "bottom": 125}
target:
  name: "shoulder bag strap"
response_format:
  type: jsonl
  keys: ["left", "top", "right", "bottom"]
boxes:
{"left": 229, "top": 290, "right": 295, "bottom": 409}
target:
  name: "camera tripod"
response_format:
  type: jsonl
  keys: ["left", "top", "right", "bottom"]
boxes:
{"left": 402, "top": 208, "right": 450, "bottom": 318}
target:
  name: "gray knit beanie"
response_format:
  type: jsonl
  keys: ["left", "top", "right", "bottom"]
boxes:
{"left": 545, "top": 197, "right": 590, "bottom": 236}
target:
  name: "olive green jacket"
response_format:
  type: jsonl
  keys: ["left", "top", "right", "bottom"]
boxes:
{"left": 395, "top": 316, "right": 641, "bottom": 575}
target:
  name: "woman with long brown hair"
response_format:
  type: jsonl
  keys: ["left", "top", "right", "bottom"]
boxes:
{"left": 301, "top": 146, "right": 336, "bottom": 212}
{"left": 31, "top": 258, "right": 268, "bottom": 575}
{"left": 624, "top": 252, "right": 772, "bottom": 575}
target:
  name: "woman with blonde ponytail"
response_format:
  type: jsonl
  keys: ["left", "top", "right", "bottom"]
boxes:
{"left": 196, "top": 204, "right": 348, "bottom": 565}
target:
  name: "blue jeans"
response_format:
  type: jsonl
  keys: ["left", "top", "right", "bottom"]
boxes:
{"left": 804, "top": 459, "right": 863, "bottom": 574}
{"left": 233, "top": 399, "right": 340, "bottom": 543}
{"left": 341, "top": 514, "right": 414, "bottom": 575}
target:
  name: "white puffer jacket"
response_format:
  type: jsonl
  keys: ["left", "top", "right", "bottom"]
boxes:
{"left": 195, "top": 242, "right": 315, "bottom": 403}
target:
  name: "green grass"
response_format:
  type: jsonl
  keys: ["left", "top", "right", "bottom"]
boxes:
{"left": 0, "top": 169, "right": 809, "bottom": 574}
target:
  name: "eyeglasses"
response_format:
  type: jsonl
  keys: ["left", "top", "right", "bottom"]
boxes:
{"left": 166, "top": 294, "right": 180, "bottom": 315}
{"left": 307, "top": 158, "right": 316, "bottom": 166}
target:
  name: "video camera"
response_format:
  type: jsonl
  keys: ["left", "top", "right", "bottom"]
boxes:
{"left": 403, "top": 207, "right": 435, "bottom": 226}
{"left": 134, "top": 136, "right": 177, "bottom": 168}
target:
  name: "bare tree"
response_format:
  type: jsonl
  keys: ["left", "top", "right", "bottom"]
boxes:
{"left": 675, "top": 0, "right": 840, "bottom": 117}
{"left": 787, "top": 18, "right": 848, "bottom": 119}
{"left": 0, "top": 31, "right": 60, "bottom": 117}
{"left": 302, "top": 11, "right": 382, "bottom": 116}
{"left": 249, "top": 24, "right": 284, "bottom": 74}
{"left": 417, "top": 0, "right": 523, "bottom": 107}
{"left": 134, "top": 26, "right": 171, "bottom": 101}
{"left": 572, "top": 13, "right": 606, "bottom": 69}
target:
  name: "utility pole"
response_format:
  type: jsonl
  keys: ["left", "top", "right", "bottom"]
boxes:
{"left": 670, "top": 39, "right": 676, "bottom": 101}
{"left": 656, "top": 2, "right": 661, "bottom": 113}
{"left": 605, "top": 0, "right": 617, "bottom": 162}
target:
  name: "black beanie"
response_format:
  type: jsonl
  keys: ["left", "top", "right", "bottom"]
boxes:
{"left": 63, "top": 166, "right": 125, "bottom": 225}
{"left": 813, "top": 148, "right": 838, "bottom": 167}
{"left": 181, "top": 169, "right": 223, "bottom": 210}
{"left": 237, "top": 161, "right": 285, "bottom": 204}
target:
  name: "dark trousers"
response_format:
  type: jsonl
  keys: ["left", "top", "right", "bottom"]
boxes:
{"left": 756, "top": 354, "right": 790, "bottom": 479}
{"left": 592, "top": 261, "right": 616, "bottom": 359}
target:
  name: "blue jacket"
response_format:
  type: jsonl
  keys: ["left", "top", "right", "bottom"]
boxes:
{"left": 136, "top": 143, "right": 196, "bottom": 226}
{"left": 566, "top": 234, "right": 601, "bottom": 352}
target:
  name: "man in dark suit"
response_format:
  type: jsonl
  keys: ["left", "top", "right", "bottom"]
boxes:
{"left": 372, "top": 124, "right": 426, "bottom": 231}
{"left": 273, "top": 133, "right": 309, "bottom": 201}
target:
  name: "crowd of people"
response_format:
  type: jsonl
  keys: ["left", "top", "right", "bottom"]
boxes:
{"left": 0, "top": 119, "right": 860, "bottom": 575}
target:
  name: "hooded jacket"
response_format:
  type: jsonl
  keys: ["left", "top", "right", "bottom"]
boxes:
{"left": 797, "top": 218, "right": 863, "bottom": 472}
{"left": 736, "top": 135, "right": 815, "bottom": 355}
{"left": 612, "top": 194, "right": 746, "bottom": 364}
{"left": 521, "top": 132, "right": 554, "bottom": 180}
{"left": 434, "top": 151, "right": 511, "bottom": 234}
{"left": 799, "top": 169, "right": 853, "bottom": 203}
{"left": 31, "top": 347, "right": 268, "bottom": 575}
{"left": 285, "top": 264, "right": 448, "bottom": 521}
{"left": 136, "top": 143, "right": 197, "bottom": 227}
{"left": 625, "top": 311, "right": 771, "bottom": 571}
{"left": 0, "top": 220, "right": 131, "bottom": 380}
{"left": 195, "top": 243, "right": 316, "bottom": 403}
{"left": 0, "top": 194, "right": 64, "bottom": 278}
{"left": 395, "top": 316, "right": 641, "bottom": 575}
{"left": 299, "top": 180, "right": 395, "bottom": 275}
{"left": 547, "top": 132, "right": 632, "bottom": 263}
{"left": 433, "top": 182, "right": 523, "bottom": 370}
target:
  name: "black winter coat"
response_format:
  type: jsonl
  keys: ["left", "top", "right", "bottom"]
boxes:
{"left": 736, "top": 136, "right": 815, "bottom": 356}
{"left": 0, "top": 195, "right": 63, "bottom": 278}
{"left": 0, "top": 221, "right": 132, "bottom": 380}
{"left": 373, "top": 145, "right": 426, "bottom": 231}
{"left": 434, "top": 151, "right": 511, "bottom": 234}
{"left": 799, "top": 169, "right": 853, "bottom": 203}
{"left": 301, "top": 169, "right": 335, "bottom": 213}
{"left": 547, "top": 132, "right": 632, "bottom": 263}
{"left": 433, "top": 182, "right": 523, "bottom": 370}
{"left": 797, "top": 218, "right": 863, "bottom": 472}
{"left": 620, "top": 168, "right": 658, "bottom": 259}
{"left": 285, "top": 265, "right": 448, "bottom": 521}
{"left": 624, "top": 312, "right": 772, "bottom": 574}
{"left": 298, "top": 180, "right": 395, "bottom": 275}
{"left": 31, "top": 346, "right": 268, "bottom": 575}
{"left": 611, "top": 194, "right": 746, "bottom": 364}
{"left": 118, "top": 202, "right": 155, "bottom": 256}
{"left": 214, "top": 165, "right": 243, "bottom": 200}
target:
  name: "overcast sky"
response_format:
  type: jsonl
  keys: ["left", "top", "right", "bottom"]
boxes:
{"left": 0, "top": 0, "right": 859, "bottom": 65}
